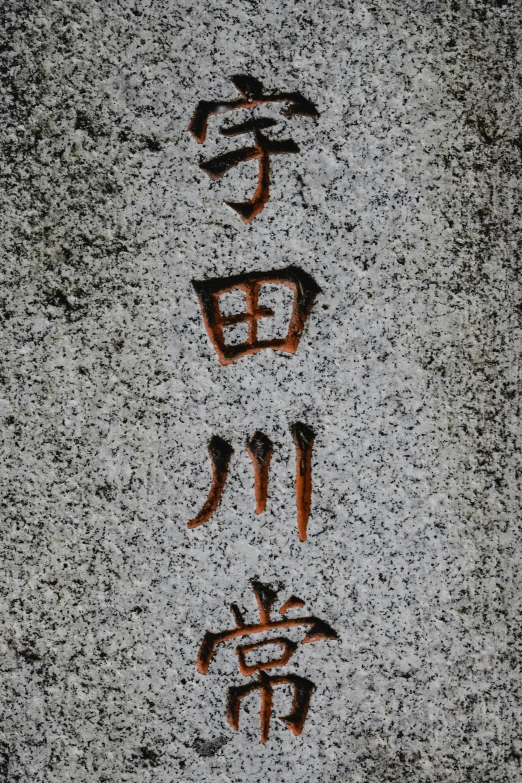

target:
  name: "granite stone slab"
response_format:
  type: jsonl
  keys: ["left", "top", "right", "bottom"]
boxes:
{"left": 0, "top": 1, "right": 520, "bottom": 781}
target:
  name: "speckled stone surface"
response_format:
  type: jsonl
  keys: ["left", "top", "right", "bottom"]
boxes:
{"left": 0, "top": 1, "right": 521, "bottom": 781}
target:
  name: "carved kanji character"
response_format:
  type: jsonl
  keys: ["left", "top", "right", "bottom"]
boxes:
{"left": 188, "top": 425, "right": 316, "bottom": 540}
{"left": 192, "top": 266, "right": 320, "bottom": 365}
{"left": 189, "top": 75, "right": 318, "bottom": 221}
{"left": 197, "top": 582, "right": 338, "bottom": 743}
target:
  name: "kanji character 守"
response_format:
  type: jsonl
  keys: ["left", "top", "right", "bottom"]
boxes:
{"left": 188, "top": 75, "right": 319, "bottom": 222}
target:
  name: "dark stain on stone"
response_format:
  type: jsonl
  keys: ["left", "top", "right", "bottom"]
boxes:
{"left": 476, "top": 116, "right": 495, "bottom": 145}
{"left": 45, "top": 289, "right": 85, "bottom": 321}
{"left": 192, "top": 736, "right": 231, "bottom": 757}
{"left": 95, "top": 483, "right": 117, "bottom": 502}
{"left": 18, "top": 647, "right": 42, "bottom": 663}
{"left": 135, "top": 747, "right": 161, "bottom": 768}
{"left": 142, "top": 136, "right": 161, "bottom": 151}
{"left": 75, "top": 109, "right": 99, "bottom": 137}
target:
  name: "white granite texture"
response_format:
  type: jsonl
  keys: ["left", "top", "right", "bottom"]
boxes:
{"left": 0, "top": 1, "right": 521, "bottom": 781}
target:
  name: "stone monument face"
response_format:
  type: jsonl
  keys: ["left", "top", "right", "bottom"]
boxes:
{"left": 1, "top": 1, "right": 520, "bottom": 781}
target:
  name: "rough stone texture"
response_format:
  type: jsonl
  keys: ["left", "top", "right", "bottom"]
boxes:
{"left": 0, "top": 1, "right": 520, "bottom": 781}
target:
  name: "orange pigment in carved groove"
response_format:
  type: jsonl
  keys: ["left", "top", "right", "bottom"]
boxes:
{"left": 187, "top": 436, "right": 233, "bottom": 528}
{"left": 246, "top": 431, "right": 274, "bottom": 514}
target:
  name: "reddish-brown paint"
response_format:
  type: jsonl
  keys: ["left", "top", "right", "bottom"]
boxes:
{"left": 226, "top": 140, "right": 272, "bottom": 224}
{"left": 291, "top": 422, "right": 315, "bottom": 542}
{"left": 236, "top": 637, "right": 298, "bottom": 676}
{"left": 188, "top": 75, "right": 318, "bottom": 222}
{"left": 226, "top": 672, "right": 315, "bottom": 743}
{"left": 251, "top": 580, "right": 278, "bottom": 625}
{"left": 197, "top": 582, "right": 337, "bottom": 675}
{"left": 188, "top": 436, "right": 233, "bottom": 529}
{"left": 192, "top": 266, "right": 320, "bottom": 366}
{"left": 246, "top": 431, "right": 274, "bottom": 514}
{"left": 188, "top": 74, "right": 319, "bottom": 144}
{"left": 196, "top": 614, "right": 338, "bottom": 674}
{"left": 200, "top": 132, "right": 300, "bottom": 223}
{"left": 198, "top": 583, "right": 338, "bottom": 743}
{"left": 279, "top": 595, "right": 307, "bottom": 614}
